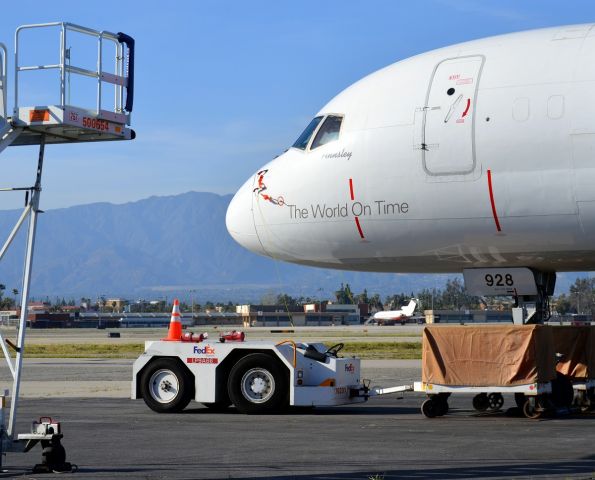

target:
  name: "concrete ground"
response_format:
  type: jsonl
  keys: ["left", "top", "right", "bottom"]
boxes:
{"left": 1, "top": 358, "right": 595, "bottom": 479}
{"left": 4, "top": 394, "right": 595, "bottom": 479}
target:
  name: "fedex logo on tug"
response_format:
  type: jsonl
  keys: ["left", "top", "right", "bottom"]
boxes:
{"left": 193, "top": 345, "right": 216, "bottom": 355}
{"left": 187, "top": 345, "right": 218, "bottom": 364}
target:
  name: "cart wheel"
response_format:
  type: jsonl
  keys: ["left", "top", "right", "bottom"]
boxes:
{"left": 472, "top": 393, "right": 489, "bottom": 412}
{"left": 514, "top": 393, "right": 526, "bottom": 410}
{"left": 421, "top": 398, "right": 438, "bottom": 418}
{"left": 580, "top": 396, "right": 591, "bottom": 414}
{"left": 140, "top": 358, "right": 193, "bottom": 413}
{"left": 434, "top": 394, "right": 449, "bottom": 416}
{"left": 228, "top": 353, "right": 288, "bottom": 414}
{"left": 436, "top": 399, "right": 449, "bottom": 416}
{"left": 523, "top": 397, "right": 543, "bottom": 419}
{"left": 551, "top": 373, "right": 574, "bottom": 409}
{"left": 487, "top": 393, "right": 504, "bottom": 411}
{"left": 586, "top": 388, "right": 595, "bottom": 411}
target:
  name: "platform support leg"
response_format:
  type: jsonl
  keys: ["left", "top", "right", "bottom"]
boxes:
{"left": 7, "top": 136, "right": 45, "bottom": 439}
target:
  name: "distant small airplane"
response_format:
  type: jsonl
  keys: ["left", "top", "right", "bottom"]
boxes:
{"left": 372, "top": 299, "right": 417, "bottom": 325}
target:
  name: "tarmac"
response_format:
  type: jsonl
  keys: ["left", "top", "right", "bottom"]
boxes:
{"left": 1, "top": 359, "right": 595, "bottom": 479}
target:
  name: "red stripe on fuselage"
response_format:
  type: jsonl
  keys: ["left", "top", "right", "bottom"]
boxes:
{"left": 462, "top": 98, "right": 471, "bottom": 118}
{"left": 487, "top": 169, "right": 502, "bottom": 232}
{"left": 354, "top": 217, "right": 365, "bottom": 239}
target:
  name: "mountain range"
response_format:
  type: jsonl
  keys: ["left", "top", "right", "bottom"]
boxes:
{"left": 0, "top": 191, "right": 585, "bottom": 302}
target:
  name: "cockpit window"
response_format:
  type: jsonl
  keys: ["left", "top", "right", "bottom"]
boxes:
{"left": 311, "top": 115, "right": 343, "bottom": 149}
{"left": 292, "top": 116, "right": 323, "bottom": 150}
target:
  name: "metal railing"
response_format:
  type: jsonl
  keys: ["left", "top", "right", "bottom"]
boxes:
{"left": 0, "top": 42, "right": 6, "bottom": 119}
{"left": 14, "top": 22, "right": 134, "bottom": 120}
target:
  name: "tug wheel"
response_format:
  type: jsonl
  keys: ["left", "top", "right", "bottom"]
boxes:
{"left": 140, "top": 358, "right": 193, "bottom": 413}
{"left": 228, "top": 353, "right": 288, "bottom": 414}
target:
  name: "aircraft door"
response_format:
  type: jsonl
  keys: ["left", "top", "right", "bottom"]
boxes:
{"left": 422, "top": 55, "right": 484, "bottom": 176}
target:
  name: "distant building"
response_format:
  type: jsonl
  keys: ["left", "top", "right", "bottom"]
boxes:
{"left": 61, "top": 305, "right": 80, "bottom": 313}
{"left": 424, "top": 309, "right": 512, "bottom": 324}
{"left": 105, "top": 298, "right": 127, "bottom": 313}
{"left": 28, "top": 301, "right": 50, "bottom": 314}
{"left": 27, "top": 312, "right": 71, "bottom": 328}
{"left": 237, "top": 304, "right": 362, "bottom": 327}
{"left": 0, "top": 309, "right": 18, "bottom": 326}
{"left": 324, "top": 303, "right": 362, "bottom": 325}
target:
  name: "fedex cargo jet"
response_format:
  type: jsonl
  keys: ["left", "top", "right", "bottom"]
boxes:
{"left": 226, "top": 24, "right": 595, "bottom": 320}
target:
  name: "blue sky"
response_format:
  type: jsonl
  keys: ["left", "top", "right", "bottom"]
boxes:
{"left": 1, "top": 0, "right": 595, "bottom": 210}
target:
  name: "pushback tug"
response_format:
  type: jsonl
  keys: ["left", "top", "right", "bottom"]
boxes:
{"left": 132, "top": 300, "right": 401, "bottom": 414}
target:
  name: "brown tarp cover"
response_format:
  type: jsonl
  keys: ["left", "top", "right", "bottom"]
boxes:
{"left": 422, "top": 325, "right": 556, "bottom": 386}
{"left": 552, "top": 326, "right": 595, "bottom": 379}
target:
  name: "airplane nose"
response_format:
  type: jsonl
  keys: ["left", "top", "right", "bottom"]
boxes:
{"left": 226, "top": 177, "right": 262, "bottom": 254}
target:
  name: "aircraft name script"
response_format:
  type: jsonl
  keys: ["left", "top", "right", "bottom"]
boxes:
{"left": 288, "top": 200, "right": 409, "bottom": 220}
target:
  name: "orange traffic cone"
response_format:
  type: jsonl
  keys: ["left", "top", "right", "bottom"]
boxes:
{"left": 163, "top": 299, "right": 182, "bottom": 341}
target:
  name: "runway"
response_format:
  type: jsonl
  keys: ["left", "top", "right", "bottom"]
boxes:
{"left": 2, "top": 359, "right": 595, "bottom": 479}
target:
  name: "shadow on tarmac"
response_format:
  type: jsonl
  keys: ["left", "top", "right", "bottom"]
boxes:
{"left": 0, "top": 466, "right": 162, "bottom": 478}
{"left": 182, "top": 404, "right": 595, "bottom": 419}
{"left": 200, "top": 460, "right": 595, "bottom": 480}
{"left": 182, "top": 405, "right": 422, "bottom": 416}
{"left": 3, "top": 455, "right": 595, "bottom": 479}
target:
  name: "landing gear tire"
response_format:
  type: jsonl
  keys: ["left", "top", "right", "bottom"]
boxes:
{"left": 472, "top": 393, "right": 489, "bottom": 412}
{"left": 228, "top": 353, "right": 288, "bottom": 414}
{"left": 487, "top": 393, "right": 504, "bottom": 411}
{"left": 140, "top": 358, "right": 193, "bottom": 413}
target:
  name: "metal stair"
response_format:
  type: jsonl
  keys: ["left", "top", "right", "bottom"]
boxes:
{"left": 0, "top": 22, "right": 136, "bottom": 470}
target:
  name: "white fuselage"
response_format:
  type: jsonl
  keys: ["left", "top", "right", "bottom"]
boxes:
{"left": 226, "top": 24, "right": 595, "bottom": 274}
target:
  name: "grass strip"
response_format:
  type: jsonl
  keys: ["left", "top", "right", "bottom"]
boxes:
{"left": 343, "top": 341, "right": 421, "bottom": 359}
{"left": 19, "top": 341, "right": 422, "bottom": 360}
{"left": 23, "top": 343, "right": 144, "bottom": 358}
